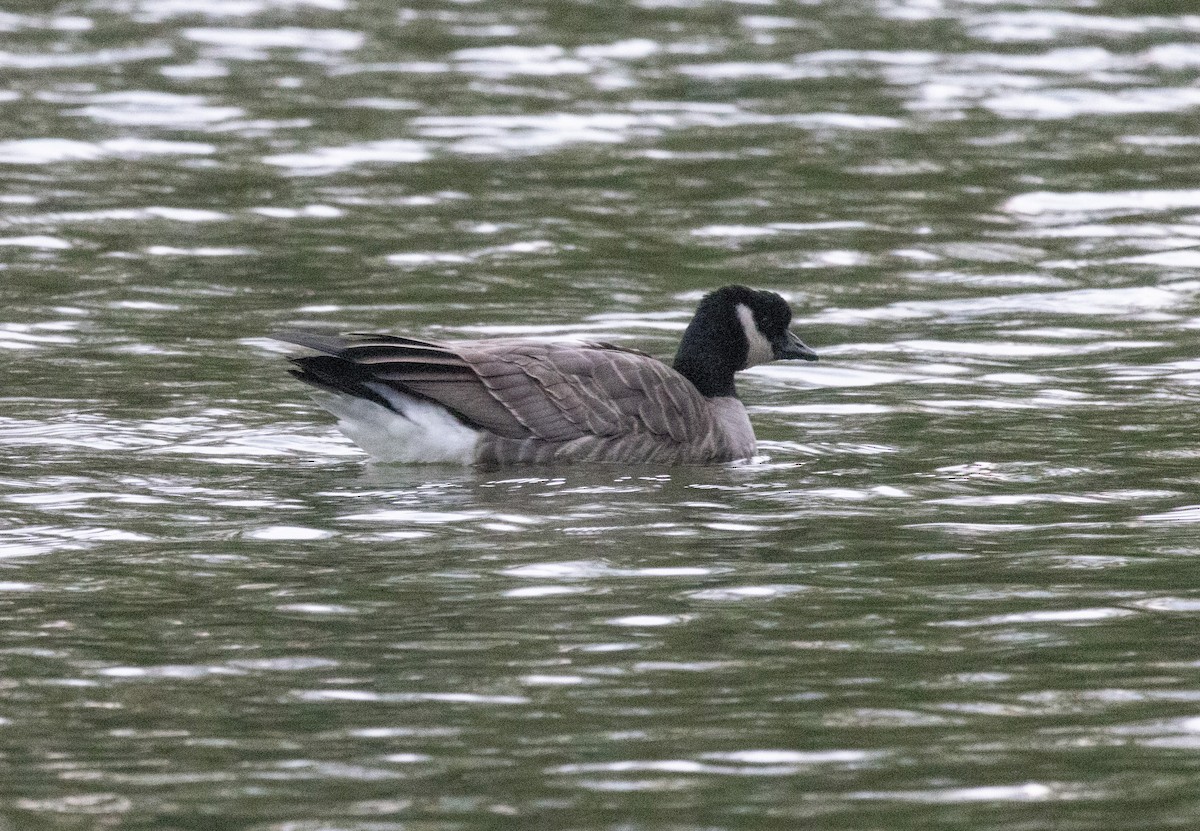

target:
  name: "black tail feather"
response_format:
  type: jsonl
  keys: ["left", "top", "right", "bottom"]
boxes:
{"left": 287, "top": 356, "right": 397, "bottom": 412}
{"left": 276, "top": 331, "right": 484, "bottom": 430}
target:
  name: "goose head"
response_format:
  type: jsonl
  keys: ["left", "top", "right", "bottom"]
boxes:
{"left": 673, "top": 285, "right": 818, "bottom": 398}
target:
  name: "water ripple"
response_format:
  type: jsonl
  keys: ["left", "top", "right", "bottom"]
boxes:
{"left": 133, "top": 0, "right": 348, "bottom": 22}
{"left": 3, "top": 2, "right": 1200, "bottom": 828}
{"left": 71, "top": 91, "right": 244, "bottom": 126}
{"left": 1006, "top": 189, "right": 1200, "bottom": 216}
{"left": 0, "top": 44, "right": 172, "bottom": 69}
{"left": 183, "top": 26, "right": 364, "bottom": 52}
{"left": 0, "top": 137, "right": 214, "bottom": 164}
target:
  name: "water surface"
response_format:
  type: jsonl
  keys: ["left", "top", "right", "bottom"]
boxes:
{"left": 3, "top": 1, "right": 1200, "bottom": 828}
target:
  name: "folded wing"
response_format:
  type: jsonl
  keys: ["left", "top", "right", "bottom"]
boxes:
{"left": 274, "top": 332, "right": 714, "bottom": 445}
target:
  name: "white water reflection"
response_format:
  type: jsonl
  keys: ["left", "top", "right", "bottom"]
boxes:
{"left": 408, "top": 107, "right": 900, "bottom": 156}
{"left": 452, "top": 44, "right": 592, "bottom": 77}
{"left": 183, "top": 26, "right": 363, "bottom": 51}
{"left": 966, "top": 12, "right": 1192, "bottom": 45}
{"left": 1006, "top": 189, "right": 1200, "bottom": 215}
{"left": 265, "top": 140, "right": 430, "bottom": 172}
{"left": 0, "top": 235, "right": 70, "bottom": 249}
{"left": 0, "top": 44, "right": 172, "bottom": 69}
{"left": 988, "top": 86, "right": 1200, "bottom": 119}
{"left": 851, "top": 782, "right": 1057, "bottom": 803}
{"left": 72, "top": 92, "right": 243, "bottom": 126}
{"left": 0, "top": 137, "right": 215, "bottom": 164}
{"left": 816, "top": 284, "right": 1196, "bottom": 323}
{"left": 125, "top": 0, "right": 347, "bottom": 21}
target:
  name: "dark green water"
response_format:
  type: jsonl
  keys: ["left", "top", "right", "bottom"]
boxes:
{"left": 3, "top": 1, "right": 1200, "bottom": 828}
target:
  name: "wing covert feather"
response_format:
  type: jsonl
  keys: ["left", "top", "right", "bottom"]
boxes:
{"left": 463, "top": 341, "right": 715, "bottom": 444}
{"left": 280, "top": 332, "right": 719, "bottom": 450}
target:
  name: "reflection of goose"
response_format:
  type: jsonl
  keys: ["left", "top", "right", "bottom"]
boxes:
{"left": 274, "top": 285, "right": 818, "bottom": 465}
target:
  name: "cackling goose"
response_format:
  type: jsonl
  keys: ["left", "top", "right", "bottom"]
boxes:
{"left": 274, "top": 285, "right": 818, "bottom": 465}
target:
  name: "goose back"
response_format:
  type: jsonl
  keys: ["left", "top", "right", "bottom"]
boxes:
{"left": 279, "top": 333, "right": 757, "bottom": 465}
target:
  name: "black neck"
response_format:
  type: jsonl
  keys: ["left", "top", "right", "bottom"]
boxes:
{"left": 672, "top": 300, "right": 746, "bottom": 398}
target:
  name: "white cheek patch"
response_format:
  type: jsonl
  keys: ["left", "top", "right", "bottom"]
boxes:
{"left": 736, "top": 303, "right": 774, "bottom": 368}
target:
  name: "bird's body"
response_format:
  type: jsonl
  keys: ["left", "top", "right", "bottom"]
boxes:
{"left": 275, "top": 286, "right": 817, "bottom": 466}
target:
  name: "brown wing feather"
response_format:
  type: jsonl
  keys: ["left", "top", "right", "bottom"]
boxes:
{"left": 462, "top": 340, "right": 714, "bottom": 444}
{"left": 274, "top": 331, "right": 527, "bottom": 437}
{"left": 275, "top": 332, "right": 717, "bottom": 447}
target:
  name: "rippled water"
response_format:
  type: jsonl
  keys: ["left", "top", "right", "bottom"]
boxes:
{"left": 3, "top": 1, "right": 1200, "bottom": 828}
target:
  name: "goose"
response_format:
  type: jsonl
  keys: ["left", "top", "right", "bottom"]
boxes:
{"left": 273, "top": 285, "right": 818, "bottom": 465}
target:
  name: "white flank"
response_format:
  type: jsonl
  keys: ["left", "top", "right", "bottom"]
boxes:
{"left": 735, "top": 303, "right": 774, "bottom": 368}
{"left": 309, "top": 387, "right": 479, "bottom": 464}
